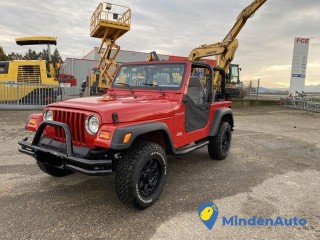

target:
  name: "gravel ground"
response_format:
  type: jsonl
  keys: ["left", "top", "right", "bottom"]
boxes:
{"left": 0, "top": 106, "right": 319, "bottom": 240}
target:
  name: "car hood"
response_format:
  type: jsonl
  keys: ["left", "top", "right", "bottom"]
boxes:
{"left": 49, "top": 95, "right": 174, "bottom": 123}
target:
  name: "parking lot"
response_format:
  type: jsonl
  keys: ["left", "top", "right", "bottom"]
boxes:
{"left": 0, "top": 106, "right": 319, "bottom": 240}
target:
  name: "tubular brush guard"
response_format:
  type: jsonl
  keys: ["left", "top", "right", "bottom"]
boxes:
{"left": 18, "top": 120, "right": 113, "bottom": 176}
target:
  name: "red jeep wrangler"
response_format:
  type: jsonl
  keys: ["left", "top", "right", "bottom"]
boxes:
{"left": 18, "top": 61, "right": 233, "bottom": 208}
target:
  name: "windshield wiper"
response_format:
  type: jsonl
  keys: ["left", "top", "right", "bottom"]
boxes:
{"left": 142, "top": 82, "right": 157, "bottom": 87}
{"left": 142, "top": 82, "right": 164, "bottom": 96}
{"left": 116, "top": 83, "right": 134, "bottom": 95}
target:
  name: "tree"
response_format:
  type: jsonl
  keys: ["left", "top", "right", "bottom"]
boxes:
{"left": 24, "top": 48, "right": 38, "bottom": 60}
{"left": 38, "top": 49, "right": 49, "bottom": 61}
{"left": 0, "top": 46, "right": 7, "bottom": 61}
{"left": 52, "top": 48, "right": 62, "bottom": 64}
{"left": 7, "top": 52, "right": 23, "bottom": 60}
{"left": 2, "top": 47, "right": 63, "bottom": 64}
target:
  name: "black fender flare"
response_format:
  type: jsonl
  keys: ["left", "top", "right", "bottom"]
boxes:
{"left": 209, "top": 108, "right": 234, "bottom": 136}
{"left": 110, "top": 121, "right": 174, "bottom": 150}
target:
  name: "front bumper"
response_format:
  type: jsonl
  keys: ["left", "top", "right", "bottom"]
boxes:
{"left": 18, "top": 120, "right": 112, "bottom": 176}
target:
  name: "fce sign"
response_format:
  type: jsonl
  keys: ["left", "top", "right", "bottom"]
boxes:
{"left": 296, "top": 38, "right": 309, "bottom": 44}
{"left": 289, "top": 37, "right": 310, "bottom": 94}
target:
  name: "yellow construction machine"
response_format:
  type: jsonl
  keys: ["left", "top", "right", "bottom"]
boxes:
{"left": 0, "top": 36, "right": 60, "bottom": 104}
{"left": 188, "top": 0, "right": 267, "bottom": 98}
{"left": 81, "top": 2, "right": 131, "bottom": 96}
{"left": 146, "top": 51, "right": 160, "bottom": 61}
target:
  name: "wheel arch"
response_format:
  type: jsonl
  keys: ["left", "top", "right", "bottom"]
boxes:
{"left": 110, "top": 122, "right": 174, "bottom": 153}
{"left": 135, "top": 129, "right": 173, "bottom": 154}
{"left": 209, "top": 107, "right": 234, "bottom": 137}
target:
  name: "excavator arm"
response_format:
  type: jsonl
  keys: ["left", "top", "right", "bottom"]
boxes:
{"left": 188, "top": 0, "right": 267, "bottom": 90}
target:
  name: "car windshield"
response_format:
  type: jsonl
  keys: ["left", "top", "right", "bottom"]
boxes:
{"left": 112, "top": 63, "right": 185, "bottom": 89}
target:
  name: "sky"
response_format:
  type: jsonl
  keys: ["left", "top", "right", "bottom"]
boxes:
{"left": 1, "top": 0, "right": 320, "bottom": 88}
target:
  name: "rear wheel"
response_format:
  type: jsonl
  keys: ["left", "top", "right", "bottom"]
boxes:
{"left": 36, "top": 154, "right": 73, "bottom": 177}
{"left": 208, "top": 121, "right": 232, "bottom": 160}
{"left": 115, "top": 141, "right": 167, "bottom": 209}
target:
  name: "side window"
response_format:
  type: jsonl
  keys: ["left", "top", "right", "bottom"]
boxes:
{"left": 0, "top": 62, "right": 9, "bottom": 74}
{"left": 190, "top": 65, "right": 212, "bottom": 93}
{"left": 229, "top": 65, "right": 239, "bottom": 83}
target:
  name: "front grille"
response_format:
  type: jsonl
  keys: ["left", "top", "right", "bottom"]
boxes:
{"left": 53, "top": 110, "right": 86, "bottom": 145}
{"left": 17, "top": 65, "right": 42, "bottom": 84}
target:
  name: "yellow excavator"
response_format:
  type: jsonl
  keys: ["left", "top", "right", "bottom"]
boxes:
{"left": 188, "top": 0, "right": 267, "bottom": 98}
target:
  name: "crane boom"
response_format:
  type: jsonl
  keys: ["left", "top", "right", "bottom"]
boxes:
{"left": 188, "top": 0, "right": 267, "bottom": 90}
{"left": 223, "top": 0, "right": 267, "bottom": 42}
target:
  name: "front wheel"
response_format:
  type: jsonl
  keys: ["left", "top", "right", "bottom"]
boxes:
{"left": 207, "top": 121, "right": 232, "bottom": 160}
{"left": 115, "top": 141, "right": 167, "bottom": 209}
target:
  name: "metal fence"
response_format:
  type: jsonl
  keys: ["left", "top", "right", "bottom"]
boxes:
{"left": 283, "top": 92, "right": 320, "bottom": 113}
{"left": 0, "top": 82, "right": 68, "bottom": 109}
{"left": 241, "top": 79, "right": 290, "bottom": 101}
{"left": 242, "top": 79, "right": 261, "bottom": 100}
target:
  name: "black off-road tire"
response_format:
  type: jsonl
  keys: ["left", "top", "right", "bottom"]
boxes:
{"left": 115, "top": 141, "right": 167, "bottom": 209}
{"left": 36, "top": 154, "right": 74, "bottom": 177}
{"left": 208, "top": 121, "right": 232, "bottom": 160}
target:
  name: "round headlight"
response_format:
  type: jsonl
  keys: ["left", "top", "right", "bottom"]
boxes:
{"left": 44, "top": 110, "right": 53, "bottom": 121}
{"left": 85, "top": 115, "right": 100, "bottom": 135}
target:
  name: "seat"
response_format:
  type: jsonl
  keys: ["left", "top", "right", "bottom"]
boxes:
{"left": 155, "top": 76, "right": 168, "bottom": 85}
{"left": 133, "top": 77, "right": 144, "bottom": 86}
{"left": 187, "top": 76, "right": 205, "bottom": 105}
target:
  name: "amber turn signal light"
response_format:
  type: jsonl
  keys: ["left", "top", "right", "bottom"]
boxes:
{"left": 28, "top": 118, "right": 37, "bottom": 126}
{"left": 123, "top": 133, "right": 132, "bottom": 144}
{"left": 99, "top": 131, "right": 111, "bottom": 140}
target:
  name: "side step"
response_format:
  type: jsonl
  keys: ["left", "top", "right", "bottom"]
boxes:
{"left": 172, "top": 140, "right": 209, "bottom": 155}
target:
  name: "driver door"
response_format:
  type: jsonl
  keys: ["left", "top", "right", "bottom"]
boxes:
{"left": 184, "top": 64, "right": 212, "bottom": 132}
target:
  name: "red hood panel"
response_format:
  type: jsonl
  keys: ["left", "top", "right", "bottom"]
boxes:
{"left": 48, "top": 95, "right": 174, "bottom": 123}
